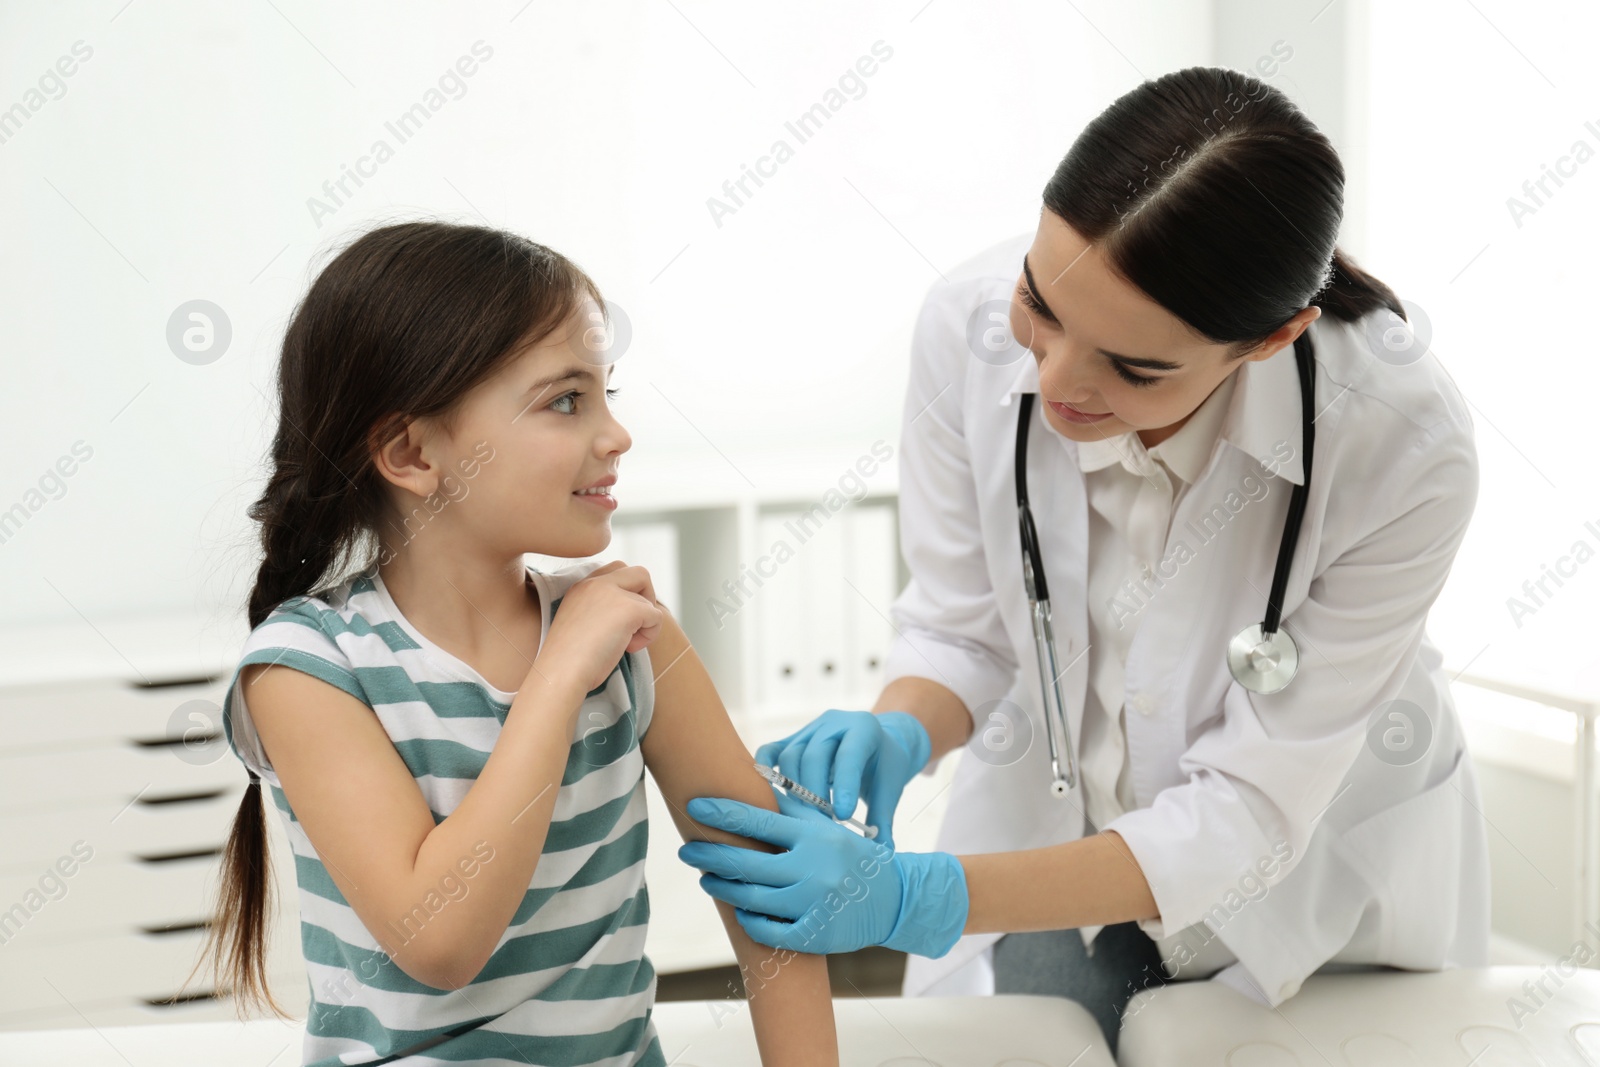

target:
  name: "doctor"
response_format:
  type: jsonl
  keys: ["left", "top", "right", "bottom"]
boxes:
{"left": 677, "top": 65, "right": 1490, "bottom": 1051}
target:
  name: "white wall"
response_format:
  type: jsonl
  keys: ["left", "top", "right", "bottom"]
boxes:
{"left": 1212, "top": 0, "right": 1370, "bottom": 255}
{"left": 0, "top": 0, "right": 1212, "bottom": 636}
{"left": 1362, "top": 0, "right": 1599, "bottom": 701}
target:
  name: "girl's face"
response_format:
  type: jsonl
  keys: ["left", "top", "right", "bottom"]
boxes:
{"left": 1009, "top": 210, "right": 1314, "bottom": 449}
{"left": 375, "top": 298, "right": 632, "bottom": 564}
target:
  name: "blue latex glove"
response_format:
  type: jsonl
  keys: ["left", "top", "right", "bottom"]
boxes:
{"left": 754, "top": 709, "right": 931, "bottom": 852}
{"left": 677, "top": 786, "right": 967, "bottom": 958}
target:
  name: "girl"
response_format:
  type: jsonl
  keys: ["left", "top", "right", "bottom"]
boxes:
{"left": 186, "top": 221, "right": 839, "bottom": 1066}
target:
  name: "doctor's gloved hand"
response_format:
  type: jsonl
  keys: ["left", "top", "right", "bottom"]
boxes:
{"left": 754, "top": 709, "right": 931, "bottom": 852}
{"left": 678, "top": 787, "right": 968, "bottom": 958}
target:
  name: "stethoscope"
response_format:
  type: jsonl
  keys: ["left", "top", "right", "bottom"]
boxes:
{"left": 1014, "top": 332, "right": 1316, "bottom": 798}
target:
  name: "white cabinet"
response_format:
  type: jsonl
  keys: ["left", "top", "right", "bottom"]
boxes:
{"left": 0, "top": 676, "right": 307, "bottom": 1031}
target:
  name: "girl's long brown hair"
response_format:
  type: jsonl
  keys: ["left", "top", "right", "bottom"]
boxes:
{"left": 178, "top": 219, "right": 605, "bottom": 1018}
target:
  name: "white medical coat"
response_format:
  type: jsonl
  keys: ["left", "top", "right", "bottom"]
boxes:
{"left": 884, "top": 233, "right": 1492, "bottom": 1008}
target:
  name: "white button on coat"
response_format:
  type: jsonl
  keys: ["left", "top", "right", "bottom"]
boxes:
{"left": 884, "top": 234, "right": 1491, "bottom": 1009}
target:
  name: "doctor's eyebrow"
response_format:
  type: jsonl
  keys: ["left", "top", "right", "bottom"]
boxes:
{"left": 1021, "top": 254, "right": 1183, "bottom": 373}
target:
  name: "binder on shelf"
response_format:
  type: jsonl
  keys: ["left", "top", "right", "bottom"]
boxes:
{"left": 796, "top": 509, "right": 848, "bottom": 708}
{"left": 842, "top": 503, "right": 897, "bottom": 703}
{"left": 751, "top": 502, "right": 900, "bottom": 720}
{"left": 753, "top": 510, "right": 809, "bottom": 717}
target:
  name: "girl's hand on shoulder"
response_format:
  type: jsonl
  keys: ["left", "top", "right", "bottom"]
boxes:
{"left": 531, "top": 561, "right": 663, "bottom": 695}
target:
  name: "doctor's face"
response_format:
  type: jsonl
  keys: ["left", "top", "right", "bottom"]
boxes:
{"left": 1010, "top": 210, "right": 1314, "bottom": 449}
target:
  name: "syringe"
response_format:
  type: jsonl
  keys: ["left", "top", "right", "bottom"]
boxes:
{"left": 753, "top": 761, "right": 879, "bottom": 840}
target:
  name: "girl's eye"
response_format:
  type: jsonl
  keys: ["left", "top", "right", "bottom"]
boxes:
{"left": 551, "top": 388, "right": 621, "bottom": 415}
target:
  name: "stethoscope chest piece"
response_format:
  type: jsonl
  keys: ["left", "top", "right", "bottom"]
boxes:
{"left": 1227, "top": 623, "right": 1299, "bottom": 694}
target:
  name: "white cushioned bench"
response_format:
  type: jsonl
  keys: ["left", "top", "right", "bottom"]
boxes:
{"left": 5, "top": 968, "right": 1592, "bottom": 1064}
{"left": 0, "top": 994, "right": 1116, "bottom": 1066}
{"left": 1119, "top": 965, "right": 1600, "bottom": 1066}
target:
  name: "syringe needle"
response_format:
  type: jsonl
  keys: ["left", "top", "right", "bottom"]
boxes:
{"left": 752, "top": 761, "right": 879, "bottom": 839}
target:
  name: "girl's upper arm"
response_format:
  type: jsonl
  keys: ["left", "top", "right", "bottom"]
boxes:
{"left": 637, "top": 612, "right": 783, "bottom": 852}
{"left": 239, "top": 661, "right": 445, "bottom": 984}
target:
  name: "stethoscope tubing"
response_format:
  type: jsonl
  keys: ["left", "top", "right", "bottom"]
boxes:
{"left": 1013, "top": 331, "right": 1316, "bottom": 796}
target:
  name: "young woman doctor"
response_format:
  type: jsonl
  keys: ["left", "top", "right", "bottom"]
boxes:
{"left": 676, "top": 65, "right": 1490, "bottom": 1053}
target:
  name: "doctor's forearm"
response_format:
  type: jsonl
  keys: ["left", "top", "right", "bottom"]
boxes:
{"left": 958, "top": 830, "right": 1159, "bottom": 935}
{"left": 872, "top": 677, "right": 1161, "bottom": 933}
{"left": 872, "top": 676, "right": 972, "bottom": 763}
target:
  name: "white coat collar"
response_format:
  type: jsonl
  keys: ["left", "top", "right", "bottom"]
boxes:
{"left": 997, "top": 330, "right": 1309, "bottom": 486}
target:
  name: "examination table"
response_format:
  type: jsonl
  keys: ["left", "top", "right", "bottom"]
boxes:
{"left": 0, "top": 967, "right": 1595, "bottom": 1064}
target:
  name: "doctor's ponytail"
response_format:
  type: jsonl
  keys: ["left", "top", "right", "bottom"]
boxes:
{"left": 1042, "top": 65, "right": 1404, "bottom": 352}
{"left": 1315, "top": 248, "right": 1405, "bottom": 326}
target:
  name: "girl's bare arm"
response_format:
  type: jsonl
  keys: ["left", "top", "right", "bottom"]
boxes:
{"left": 639, "top": 609, "right": 840, "bottom": 1067}
{"left": 241, "top": 657, "right": 590, "bottom": 990}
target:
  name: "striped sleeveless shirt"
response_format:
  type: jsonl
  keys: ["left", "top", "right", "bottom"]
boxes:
{"left": 221, "top": 561, "right": 666, "bottom": 1067}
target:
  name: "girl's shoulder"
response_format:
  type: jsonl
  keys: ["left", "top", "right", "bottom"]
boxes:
{"left": 223, "top": 575, "right": 375, "bottom": 783}
{"left": 238, "top": 572, "right": 375, "bottom": 676}
{"left": 534, "top": 560, "right": 658, "bottom": 737}
{"left": 535, "top": 558, "right": 615, "bottom": 608}
{"left": 230, "top": 569, "right": 406, "bottom": 717}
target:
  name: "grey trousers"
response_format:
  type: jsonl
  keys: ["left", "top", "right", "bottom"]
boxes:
{"left": 993, "top": 811, "right": 1170, "bottom": 1055}
{"left": 992, "top": 920, "right": 1169, "bottom": 1057}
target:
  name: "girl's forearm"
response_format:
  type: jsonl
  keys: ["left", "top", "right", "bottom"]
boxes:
{"left": 717, "top": 902, "right": 838, "bottom": 1067}
{"left": 960, "top": 830, "right": 1159, "bottom": 935}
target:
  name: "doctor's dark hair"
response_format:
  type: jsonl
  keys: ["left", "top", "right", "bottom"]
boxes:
{"left": 181, "top": 219, "right": 605, "bottom": 1019}
{"left": 1043, "top": 65, "right": 1403, "bottom": 351}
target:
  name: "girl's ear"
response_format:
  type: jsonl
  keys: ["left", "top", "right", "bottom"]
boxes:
{"left": 369, "top": 415, "right": 444, "bottom": 500}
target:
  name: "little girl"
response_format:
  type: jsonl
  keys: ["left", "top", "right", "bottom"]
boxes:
{"left": 189, "top": 221, "right": 838, "bottom": 1066}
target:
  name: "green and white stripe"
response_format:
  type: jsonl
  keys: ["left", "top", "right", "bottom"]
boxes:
{"left": 223, "top": 564, "right": 665, "bottom": 1066}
